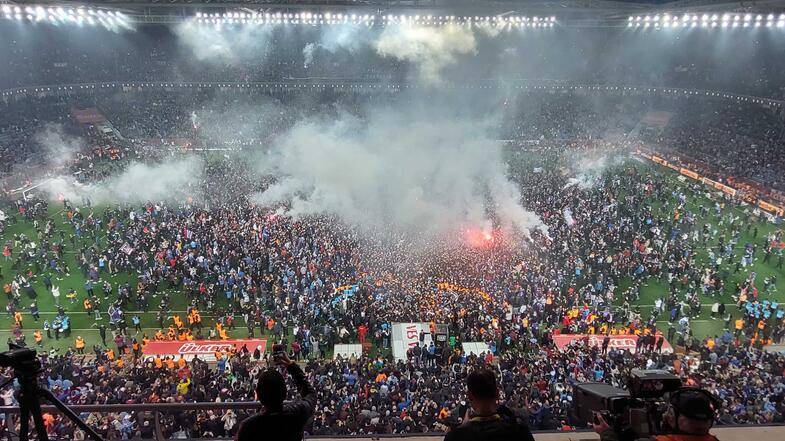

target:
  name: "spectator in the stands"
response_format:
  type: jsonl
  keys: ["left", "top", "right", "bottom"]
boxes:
{"left": 235, "top": 352, "right": 317, "bottom": 441}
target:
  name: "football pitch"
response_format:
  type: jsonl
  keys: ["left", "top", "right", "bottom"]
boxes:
{"left": 0, "top": 162, "right": 782, "bottom": 354}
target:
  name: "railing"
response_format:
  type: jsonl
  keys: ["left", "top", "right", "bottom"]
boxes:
{"left": 0, "top": 401, "right": 783, "bottom": 440}
{"left": 1, "top": 80, "right": 783, "bottom": 108}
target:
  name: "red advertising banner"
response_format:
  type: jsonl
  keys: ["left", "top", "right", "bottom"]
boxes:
{"left": 679, "top": 168, "right": 700, "bottom": 180}
{"left": 758, "top": 200, "right": 785, "bottom": 217}
{"left": 143, "top": 339, "right": 267, "bottom": 358}
{"left": 552, "top": 334, "right": 673, "bottom": 353}
{"left": 716, "top": 183, "right": 737, "bottom": 196}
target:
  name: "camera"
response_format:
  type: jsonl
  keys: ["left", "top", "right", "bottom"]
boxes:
{"left": 0, "top": 346, "right": 37, "bottom": 368}
{"left": 573, "top": 369, "right": 683, "bottom": 441}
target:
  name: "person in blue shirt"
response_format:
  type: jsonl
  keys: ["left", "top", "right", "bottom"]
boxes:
{"left": 132, "top": 315, "right": 142, "bottom": 332}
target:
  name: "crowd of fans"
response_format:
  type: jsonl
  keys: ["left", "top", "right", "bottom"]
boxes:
{"left": 0, "top": 85, "right": 782, "bottom": 439}
{"left": 1, "top": 12, "right": 785, "bottom": 439}
{"left": 651, "top": 100, "right": 785, "bottom": 193}
{"left": 0, "top": 129, "right": 781, "bottom": 439}
{"left": 2, "top": 89, "right": 783, "bottom": 194}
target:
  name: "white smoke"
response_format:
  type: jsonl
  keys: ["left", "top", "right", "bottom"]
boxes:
{"left": 33, "top": 123, "right": 85, "bottom": 168}
{"left": 375, "top": 24, "right": 477, "bottom": 85}
{"left": 303, "top": 42, "right": 316, "bottom": 67}
{"left": 319, "top": 25, "right": 372, "bottom": 53}
{"left": 563, "top": 207, "right": 576, "bottom": 227}
{"left": 174, "top": 20, "right": 275, "bottom": 65}
{"left": 565, "top": 151, "right": 625, "bottom": 189}
{"left": 42, "top": 157, "right": 204, "bottom": 204}
{"left": 193, "top": 98, "right": 292, "bottom": 145}
{"left": 252, "top": 102, "right": 543, "bottom": 244}
{"left": 304, "top": 25, "right": 373, "bottom": 67}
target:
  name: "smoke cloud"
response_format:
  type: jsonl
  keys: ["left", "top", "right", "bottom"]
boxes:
{"left": 318, "top": 25, "right": 372, "bottom": 53}
{"left": 174, "top": 20, "right": 275, "bottom": 65}
{"left": 33, "top": 123, "right": 85, "bottom": 168}
{"left": 302, "top": 42, "right": 316, "bottom": 67}
{"left": 375, "top": 24, "right": 477, "bottom": 85}
{"left": 304, "top": 25, "right": 373, "bottom": 67}
{"left": 565, "top": 150, "right": 626, "bottom": 189}
{"left": 252, "top": 99, "right": 543, "bottom": 246}
{"left": 43, "top": 157, "right": 204, "bottom": 204}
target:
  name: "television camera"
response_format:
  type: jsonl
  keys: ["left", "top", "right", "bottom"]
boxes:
{"left": 573, "top": 369, "right": 685, "bottom": 441}
{"left": 0, "top": 345, "right": 104, "bottom": 441}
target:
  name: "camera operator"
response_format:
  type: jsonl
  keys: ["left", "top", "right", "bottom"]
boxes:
{"left": 235, "top": 350, "right": 316, "bottom": 441}
{"left": 444, "top": 368, "right": 534, "bottom": 441}
{"left": 593, "top": 388, "right": 720, "bottom": 441}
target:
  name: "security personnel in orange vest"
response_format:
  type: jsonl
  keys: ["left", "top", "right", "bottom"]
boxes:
{"left": 735, "top": 318, "right": 745, "bottom": 335}
{"left": 105, "top": 348, "right": 115, "bottom": 361}
{"left": 594, "top": 388, "right": 721, "bottom": 441}
{"left": 74, "top": 336, "right": 86, "bottom": 354}
{"left": 83, "top": 298, "right": 92, "bottom": 314}
{"left": 132, "top": 339, "right": 141, "bottom": 359}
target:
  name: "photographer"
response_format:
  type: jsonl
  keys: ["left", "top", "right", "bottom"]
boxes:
{"left": 593, "top": 388, "right": 720, "bottom": 441}
{"left": 235, "top": 350, "right": 316, "bottom": 441}
{"left": 445, "top": 369, "right": 534, "bottom": 441}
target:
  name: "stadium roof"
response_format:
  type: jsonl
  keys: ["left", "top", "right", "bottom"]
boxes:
{"left": 1, "top": 0, "right": 783, "bottom": 23}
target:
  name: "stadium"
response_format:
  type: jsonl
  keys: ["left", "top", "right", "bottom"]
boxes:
{"left": 0, "top": 0, "right": 784, "bottom": 439}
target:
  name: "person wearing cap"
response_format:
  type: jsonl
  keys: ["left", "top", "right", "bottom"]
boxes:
{"left": 235, "top": 351, "right": 316, "bottom": 441}
{"left": 444, "top": 368, "right": 534, "bottom": 441}
{"left": 594, "top": 387, "right": 720, "bottom": 441}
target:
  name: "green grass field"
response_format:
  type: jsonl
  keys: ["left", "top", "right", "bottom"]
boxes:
{"left": 612, "top": 166, "right": 784, "bottom": 340}
{"left": 0, "top": 162, "right": 782, "bottom": 353}
{"left": 0, "top": 202, "right": 257, "bottom": 353}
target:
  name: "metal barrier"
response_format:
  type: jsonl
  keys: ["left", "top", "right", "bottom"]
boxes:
{"left": 0, "top": 402, "right": 782, "bottom": 441}
{"left": 2, "top": 80, "right": 783, "bottom": 108}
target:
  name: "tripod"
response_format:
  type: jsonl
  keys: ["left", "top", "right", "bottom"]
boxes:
{"left": 0, "top": 347, "right": 104, "bottom": 441}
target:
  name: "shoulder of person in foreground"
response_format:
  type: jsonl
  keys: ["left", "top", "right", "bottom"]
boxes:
{"left": 444, "top": 415, "right": 534, "bottom": 441}
{"left": 235, "top": 414, "right": 262, "bottom": 441}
